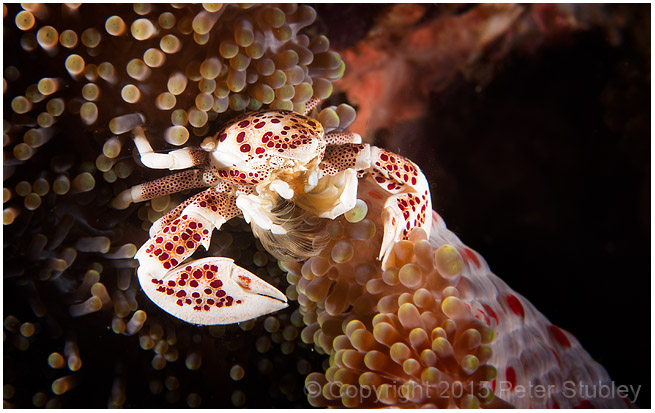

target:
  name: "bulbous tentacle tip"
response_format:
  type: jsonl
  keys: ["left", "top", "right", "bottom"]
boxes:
{"left": 112, "top": 189, "right": 134, "bottom": 210}
{"left": 138, "top": 256, "right": 287, "bottom": 325}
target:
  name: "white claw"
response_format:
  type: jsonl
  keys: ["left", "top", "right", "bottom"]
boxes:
{"left": 137, "top": 257, "right": 287, "bottom": 325}
{"left": 379, "top": 206, "right": 404, "bottom": 270}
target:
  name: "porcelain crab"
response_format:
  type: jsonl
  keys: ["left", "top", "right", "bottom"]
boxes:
{"left": 113, "top": 99, "right": 432, "bottom": 325}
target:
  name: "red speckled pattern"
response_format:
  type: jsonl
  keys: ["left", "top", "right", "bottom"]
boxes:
{"left": 149, "top": 181, "right": 233, "bottom": 236}
{"left": 138, "top": 256, "right": 287, "bottom": 326}
{"left": 137, "top": 169, "right": 208, "bottom": 200}
{"left": 212, "top": 110, "right": 325, "bottom": 186}
{"left": 369, "top": 147, "right": 432, "bottom": 244}
{"left": 142, "top": 214, "right": 211, "bottom": 271}
{"left": 373, "top": 147, "right": 420, "bottom": 190}
{"left": 388, "top": 192, "right": 430, "bottom": 238}
{"left": 324, "top": 130, "right": 362, "bottom": 145}
{"left": 319, "top": 143, "right": 368, "bottom": 177}
{"left": 151, "top": 262, "right": 242, "bottom": 312}
{"left": 137, "top": 186, "right": 241, "bottom": 279}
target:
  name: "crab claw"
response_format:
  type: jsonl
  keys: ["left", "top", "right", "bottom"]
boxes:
{"left": 138, "top": 257, "right": 287, "bottom": 325}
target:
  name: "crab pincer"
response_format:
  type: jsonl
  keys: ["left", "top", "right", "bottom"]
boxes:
{"left": 138, "top": 257, "right": 287, "bottom": 325}
{"left": 119, "top": 104, "right": 431, "bottom": 325}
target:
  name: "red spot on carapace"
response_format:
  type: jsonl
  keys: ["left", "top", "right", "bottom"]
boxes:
{"left": 506, "top": 295, "right": 525, "bottom": 318}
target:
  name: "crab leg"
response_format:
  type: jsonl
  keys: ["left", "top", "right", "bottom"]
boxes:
{"left": 132, "top": 126, "right": 210, "bottom": 170}
{"left": 136, "top": 187, "right": 286, "bottom": 325}
{"left": 324, "top": 130, "right": 362, "bottom": 145}
{"left": 318, "top": 144, "right": 432, "bottom": 268}
{"left": 148, "top": 191, "right": 206, "bottom": 237}
{"left": 318, "top": 143, "right": 371, "bottom": 178}
{"left": 139, "top": 257, "right": 287, "bottom": 325}
{"left": 135, "top": 187, "right": 241, "bottom": 280}
{"left": 146, "top": 181, "right": 233, "bottom": 236}
{"left": 112, "top": 169, "right": 219, "bottom": 209}
{"left": 303, "top": 97, "right": 322, "bottom": 115}
{"left": 367, "top": 147, "right": 432, "bottom": 267}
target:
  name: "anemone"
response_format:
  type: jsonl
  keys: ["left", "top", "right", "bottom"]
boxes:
{"left": 287, "top": 178, "right": 627, "bottom": 408}
{"left": 3, "top": 3, "right": 347, "bottom": 408}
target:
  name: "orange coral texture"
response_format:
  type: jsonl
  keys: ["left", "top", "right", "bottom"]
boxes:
{"left": 281, "top": 178, "right": 627, "bottom": 408}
